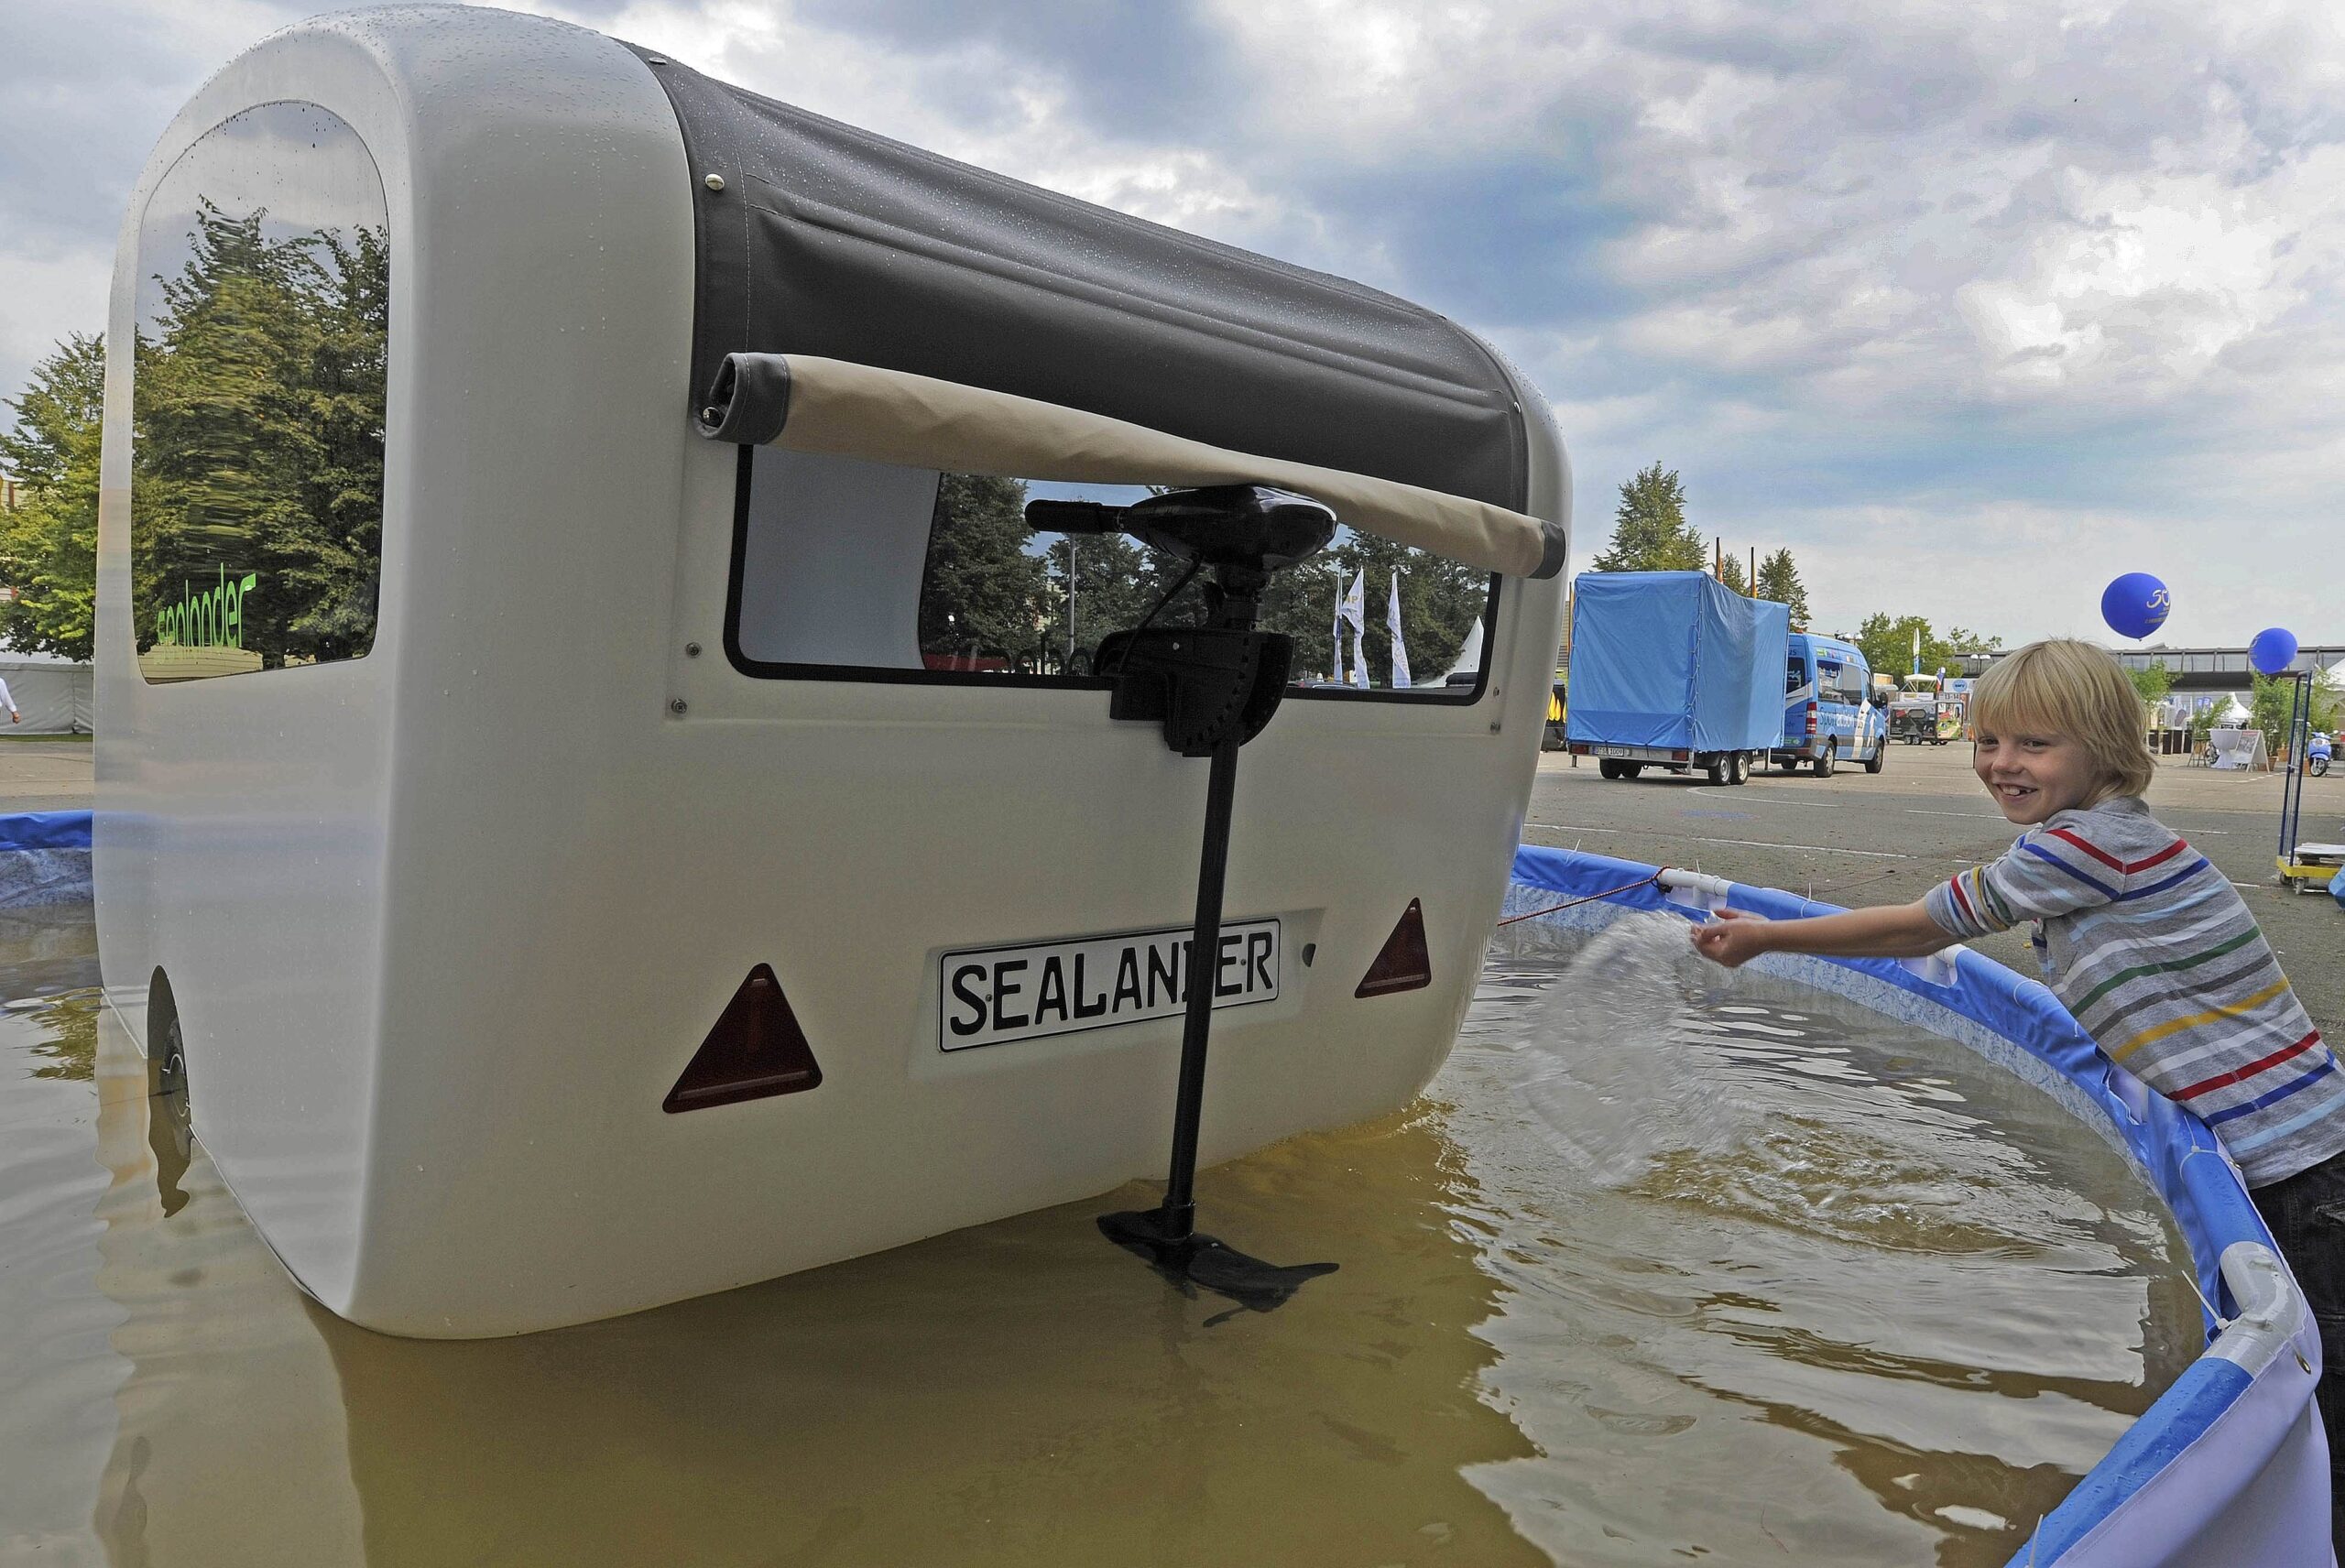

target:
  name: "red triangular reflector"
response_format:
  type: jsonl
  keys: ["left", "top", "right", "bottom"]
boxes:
{"left": 1356, "top": 899, "right": 1433, "bottom": 997}
{"left": 664, "top": 964, "right": 823, "bottom": 1113}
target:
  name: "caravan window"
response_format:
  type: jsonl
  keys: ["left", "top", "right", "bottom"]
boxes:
{"left": 726, "top": 447, "right": 1497, "bottom": 699}
{"left": 128, "top": 103, "right": 388, "bottom": 683}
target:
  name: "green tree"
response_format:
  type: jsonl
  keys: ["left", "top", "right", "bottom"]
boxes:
{"left": 1943, "top": 626, "right": 2002, "bottom": 656}
{"left": 1589, "top": 463, "right": 1703, "bottom": 572}
{"left": 2186, "top": 699, "right": 2216, "bottom": 752}
{"left": 1849, "top": 612, "right": 1983, "bottom": 682}
{"left": 2249, "top": 673, "right": 2299, "bottom": 758}
{"left": 132, "top": 201, "right": 388, "bottom": 666}
{"left": 2129, "top": 659, "right": 2174, "bottom": 708}
{"left": 0, "top": 333, "right": 105, "bottom": 659}
{"left": 918, "top": 474, "right": 1049, "bottom": 665}
{"left": 1716, "top": 549, "right": 1749, "bottom": 595}
{"left": 1754, "top": 548, "right": 1811, "bottom": 628}
{"left": 1258, "top": 554, "right": 1342, "bottom": 681}
{"left": 2247, "top": 670, "right": 2345, "bottom": 758}
{"left": 1042, "top": 530, "right": 1160, "bottom": 673}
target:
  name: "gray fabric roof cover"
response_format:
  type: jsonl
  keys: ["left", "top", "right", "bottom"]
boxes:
{"left": 625, "top": 46, "right": 1530, "bottom": 511}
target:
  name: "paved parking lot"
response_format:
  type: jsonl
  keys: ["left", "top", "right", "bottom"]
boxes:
{"left": 1528, "top": 738, "right": 2345, "bottom": 1037}
{"left": 0, "top": 738, "right": 93, "bottom": 814}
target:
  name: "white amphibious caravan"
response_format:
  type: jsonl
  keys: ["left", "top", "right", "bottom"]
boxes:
{"left": 93, "top": 5, "right": 1570, "bottom": 1335}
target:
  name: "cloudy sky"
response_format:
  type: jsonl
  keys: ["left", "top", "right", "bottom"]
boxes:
{"left": 5, "top": 0, "right": 2340, "bottom": 647}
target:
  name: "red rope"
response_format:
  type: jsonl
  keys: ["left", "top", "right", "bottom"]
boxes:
{"left": 1496, "top": 871, "right": 1666, "bottom": 927}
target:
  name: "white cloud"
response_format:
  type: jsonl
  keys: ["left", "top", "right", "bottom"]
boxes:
{"left": 1766, "top": 495, "right": 2336, "bottom": 648}
{"left": 0, "top": 241, "right": 114, "bottom": 421}
{"left": 9, "top": 0, "right": 2345, "bottom": 649}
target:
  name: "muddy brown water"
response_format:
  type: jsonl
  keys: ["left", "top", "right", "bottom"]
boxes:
{"left": 0, "top": 904, "right": 2199, "bottom": 1567}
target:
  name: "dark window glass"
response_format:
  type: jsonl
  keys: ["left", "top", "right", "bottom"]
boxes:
{"left": 729, "top": 448, "right": 1495, "bottom": 697}
{"left": 1784, "top": 655, "right": 1805, "bottom": 695}
{"left": 130, "top": 103, "right": 388, "bottom": 682}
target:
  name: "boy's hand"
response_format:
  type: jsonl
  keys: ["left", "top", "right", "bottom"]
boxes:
{"left": 1688, "top": 908, "right": 1771, "bottom": 968}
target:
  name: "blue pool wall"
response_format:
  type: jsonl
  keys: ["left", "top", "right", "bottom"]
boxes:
{"left": 0, "top": 809, "right": 93, "bottom": 909}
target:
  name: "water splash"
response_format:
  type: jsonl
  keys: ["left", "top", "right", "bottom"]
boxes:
{"left": 1501, "top": 912, "right": 1769, "bottom": 1185}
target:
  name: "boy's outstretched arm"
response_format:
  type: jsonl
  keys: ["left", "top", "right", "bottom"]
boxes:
{"left": 1688, "top": 900, "right": 1952, "bottom": 968}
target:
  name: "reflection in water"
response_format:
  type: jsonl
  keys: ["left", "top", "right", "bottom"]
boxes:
{"left": 1456, "top": 915, "right": 2199, "bottom": 1564}
{"left": 0, "top": 906, "right": 2194, "bottom": 1567}
{"left": 131, "top": 101, "right": 387, "bottom": 684}
{"left": 88, "top": 996, "right": 365, "bottom": 1568}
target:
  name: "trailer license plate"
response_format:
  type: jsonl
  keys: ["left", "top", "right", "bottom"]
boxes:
{"left": 1590, "top": 745, "right": 1643, "bottom": 758}
{"left": 939, "top": 920, "right": 1280, "bottom": 1051}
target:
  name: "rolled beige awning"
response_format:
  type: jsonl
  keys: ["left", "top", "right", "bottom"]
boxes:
{"left": 698, "top": 353, "right": 1566, "bottom": 580}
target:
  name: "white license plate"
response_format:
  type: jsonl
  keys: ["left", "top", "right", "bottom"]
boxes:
{"left": 939, "top": 919, "right": 1281, "bottom": 1051}
{"left": 1589, "top": 745, "right": 1648, "bottom": 758}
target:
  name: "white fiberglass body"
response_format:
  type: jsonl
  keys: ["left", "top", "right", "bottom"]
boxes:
{"left": 93, "top": 5, "right": 1570, "bottom": 1335}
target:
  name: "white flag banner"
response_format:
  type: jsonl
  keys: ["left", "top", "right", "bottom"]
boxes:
{"left": 1330, "top": 581, "right": 1344, "bottom": 683}
{"left": 1387, "top": 572, "right": 1411, "bottom": 689}
{"left": 1440, "top": 618, "right": 1484, "bottom": 685}
{"left": 1342, "top": 570, "right": 1369, "bottom": 688}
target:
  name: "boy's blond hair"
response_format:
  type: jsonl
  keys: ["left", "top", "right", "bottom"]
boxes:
{"left": 1969, "top": 638, "right": 2155, "bottom": 801}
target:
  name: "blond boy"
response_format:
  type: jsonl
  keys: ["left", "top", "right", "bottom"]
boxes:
{"left": 1691, "top": 638, "right": 2344, "bottom": 1535}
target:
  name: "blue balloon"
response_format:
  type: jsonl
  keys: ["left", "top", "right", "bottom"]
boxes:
{"left": 2100, "top": 573, "right": 2171, "bottom": 639}
{"left": 2251, "top": 627, "right": 2299, "bottom": 676}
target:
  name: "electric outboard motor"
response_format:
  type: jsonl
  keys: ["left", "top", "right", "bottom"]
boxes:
{"left": 1026, "top": 485, "right": 1341, "bottom": 1312}
{"left": 1032, "top": 485, "right": 1335, "bottom": 756}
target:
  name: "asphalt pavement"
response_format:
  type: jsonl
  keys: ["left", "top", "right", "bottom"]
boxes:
{"left": 0, "top": 738, "right": 93, "bottom": 814}
{"left": 1526, "top": 738, "right": 2345, "bottom": 1038}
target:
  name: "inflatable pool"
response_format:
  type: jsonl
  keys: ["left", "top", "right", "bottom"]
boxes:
{"left": 1507, "top": 843, "right": 2332, "bottom": 1568}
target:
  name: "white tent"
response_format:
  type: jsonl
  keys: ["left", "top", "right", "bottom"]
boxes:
{"left": 0, "top": 657, "right": 93, "bottom": 734}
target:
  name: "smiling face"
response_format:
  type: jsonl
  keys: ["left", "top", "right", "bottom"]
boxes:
{"left": 1971, "top": 721, "right": 2108, "bottom": 825}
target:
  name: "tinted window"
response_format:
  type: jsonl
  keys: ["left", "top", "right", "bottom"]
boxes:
{"left": 1783, "top": 655, "right": 1806, "bottom": 695}
{"left": 730, "top": 448, "right": 1495, "bottom": 697}
{"left": 131, "top": 103, "right": 388, "bottom": 682}
{"left": 1817, "top": 661, "right": 1866, "bottom": 703}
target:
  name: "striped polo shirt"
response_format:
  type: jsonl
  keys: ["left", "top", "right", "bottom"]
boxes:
{"left": 1925, "top": 795, "right": 2345, "bottom": 1188}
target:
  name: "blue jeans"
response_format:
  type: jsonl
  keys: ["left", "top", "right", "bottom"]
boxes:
{"left": 2252, "top": 1149, "right": 2345, "bottom": 1547}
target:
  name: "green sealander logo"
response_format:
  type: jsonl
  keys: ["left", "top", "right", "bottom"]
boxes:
{"left": 155, "top": 566, "right": 258, "bottom": 649}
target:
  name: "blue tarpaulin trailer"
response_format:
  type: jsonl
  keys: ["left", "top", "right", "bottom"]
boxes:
{"left": 1565, "top": 572, "right": 1790, "bottom": 785}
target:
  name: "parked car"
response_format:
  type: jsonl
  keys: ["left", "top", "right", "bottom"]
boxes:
{"left": 1772, "top": 632, "right": 1889, "bottom": 776}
